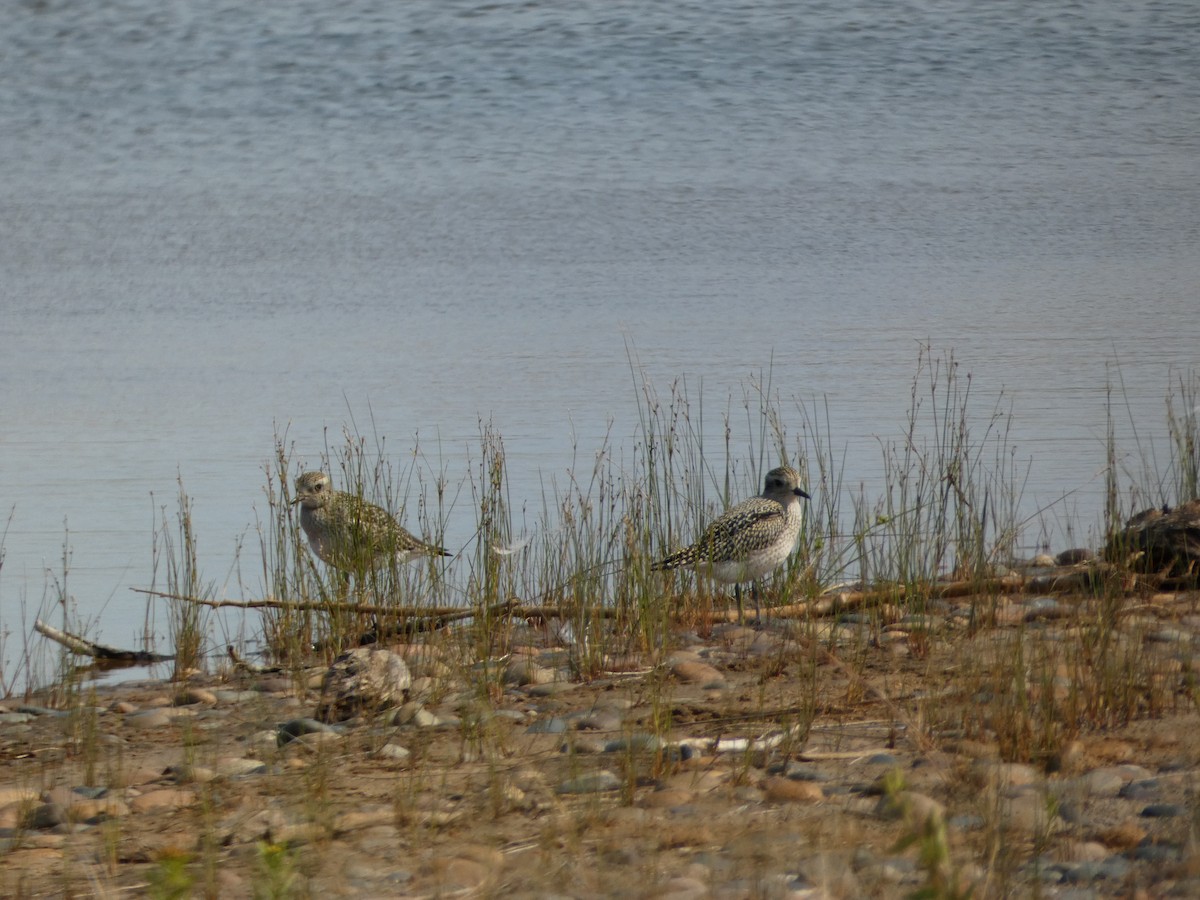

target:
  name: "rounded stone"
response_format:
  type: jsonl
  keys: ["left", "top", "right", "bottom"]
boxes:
{"left": 124, "top": 709, "right": 172, "bottom": 729}
{"left": 761, "top": 776, "right": 824, "bottom": 804}
{"left": 128, "top": 789, "right": 197, "bottom": 814}
{"left": 556, "top": 771, "right": 621, "bottom": 794}
{"left": 25, "top": 803, "right": 68, "bottom": 829}
{"left": 670, "top": 661, "right": 726, "bottom": 688}
{"left": 377, "top": 743, "right": 411, "bottom": 762}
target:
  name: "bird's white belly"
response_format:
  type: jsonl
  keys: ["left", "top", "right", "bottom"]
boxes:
{"left": 707, "top": 512, "right": 801, "bottom": 585}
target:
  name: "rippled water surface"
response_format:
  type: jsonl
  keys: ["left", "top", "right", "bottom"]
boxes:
{"left": 2, "top": 0, "right": 1198, "bottom": 683}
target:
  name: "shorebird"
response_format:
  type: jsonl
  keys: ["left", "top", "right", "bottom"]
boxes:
{"left": 293, "top": 470, "right": 450, "bottom": 575}
{"left": 652, "top": 465, "right": 810, "bottom": 622}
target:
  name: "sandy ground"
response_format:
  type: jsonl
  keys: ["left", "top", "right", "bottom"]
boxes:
{"left": 2, "top": 584, "right": 1200, "bottom": 898}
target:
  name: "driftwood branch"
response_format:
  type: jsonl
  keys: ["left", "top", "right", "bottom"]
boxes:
{"left": 131, "top": 587, "right": 505, "bottom": 620}
{"left": 132, "top": 588, "right": 626, "bottom": 624}
{"left": 35, "top": 619, "right": 173, "bottom": 664}
{"left": 134, "top": 561, "right": 1187, "bottom": 633}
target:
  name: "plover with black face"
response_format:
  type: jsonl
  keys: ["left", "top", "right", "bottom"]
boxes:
{"left": 293, "top": 470, "right": 450, "bottom": 574}
{"left": 652, "top": 465, "right": 810, "bottom": 621}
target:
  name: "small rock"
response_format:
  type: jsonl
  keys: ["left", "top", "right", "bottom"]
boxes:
{"left": 277, "top": 718, "right": 340, "bottom": 745}
{"left": 1060, "top": 857, "right": 1131, "bottom": 883}
{"left": 215, "top": 757, "right": 267, "bottom": 777}
{"left": 377, "top": 743, "right": 411, "bottom": 762}
{"left": 71, "top": 797, "right": 130, "bottom": 823}
{"left": 173, "top": 688, "right": 217, "bottom": 706}
{"left": 557, "top": 771, "right": 622, "bottom": 794}
{"left": 603, "top": 733, "right": 664, "bottom": 754}
{"left": 1130, "top": 843, "right": 1182, "bottom": 863}
{"left": 761, "top": 776, "right": 824, "bottom": 804}
{"left": 255, "top": 676, "right": 294, "bottom": 694}
{"left": 408, "top": 707, "right": 442, "bottom": 728}
{"left": 332, "top": 808, "right": 395, "bottom": 833}
{"left": 1141, "top": 803, "right": 1184, "bottom": 818}
{"left": 125, "top": 709, "right": 172, "bottom": 730}
{"left": 128, "top": 789, "right": 196, "bottom": 814}
{"left": 289, "top": 731, "right": 343, "bottom": 751}
{"left": 1023, "top": 597, "right": 1073, "bottom": 621}
{"left": 525, "top": 717, "right": 570, "bottom": 735}
{"left": 1002, "top": 789, "right": 1061, "bottom": 835}
{"left": 212, "top": 690, "right": 263, "bottom": 703}
{"left": 383, "top": 701, "right": 425, "bottom": 726}
{"left": 1118, "top": 778, "right": 1161, "bottom": 801}
{"left": 16, "top": 706, "right": 68, "bottom": 718}
{"left": 504, "top": 658, "right": 556, "bottom": 686}
{"left": 1073, "top": 767, "right": 1130, "bottom": 798}
{"left": 427, "top": 845, "right": 503, "bottom": 894}
{"left": 164, "top": 764, "right": 216, "bottom": 784}
{"left": 1056, "top": 548, "right": 1094, "bottom": 565}
{"left": 24, "top": 803, "right": 68, "bottom": 830}
{"left": 670, "top": 661, "right": 726, "bottom": 688}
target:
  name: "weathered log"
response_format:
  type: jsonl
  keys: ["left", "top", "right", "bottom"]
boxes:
{"left": 1107, "top": 500, "right": 1200, "bottom": 577}
{"left": 34, "top": 619, "right": 172, "bottom": 663}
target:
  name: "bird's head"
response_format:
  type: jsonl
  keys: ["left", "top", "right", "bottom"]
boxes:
{"left": 293, "top": 471, "right": 332, "bottom": 510}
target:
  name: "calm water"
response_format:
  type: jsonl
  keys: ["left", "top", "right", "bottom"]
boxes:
{"left": 2, "top": 0, "right": 1198, "bottom": 684}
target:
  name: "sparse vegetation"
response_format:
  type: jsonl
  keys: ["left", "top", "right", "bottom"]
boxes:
{"left": 3, "top": 351, "right": 1199, "bottom": 897}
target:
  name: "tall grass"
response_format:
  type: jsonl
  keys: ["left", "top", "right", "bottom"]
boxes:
{"left": 228, "top": 344, "right": 1035, "bottom": 668}
{"left": 146, "top": 350, "right": 1198, "bottom": 728}
{"left": 6, "top": 348, "right": 1200, "bottom": 897}
{"left": 151, "top": 478, "right": 214, "bottom": 679}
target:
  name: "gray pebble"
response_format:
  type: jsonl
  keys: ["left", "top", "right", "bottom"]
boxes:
{"left": 526, "top": 717, "right": 569, "bottom": 734}
{"left": 1140, "top": 803, "right": 1183, "bottom": 818}
{"left": 1118, "top": 778, "right": 1161, "bottom": 800}
{"left": 602, "top": 733, "right": 663, "bottom": 753}
{"left": 1056, "top": 548, "right": 1094, "bottom": 565}
{"left": 376, "top": 743, "right": 411, "bottom": 762}
{"left": 864, "top": 753, "right": 900, "bottom": 766}
{"left": 26, "top": 802, "right": 68, "bottom": 829}
{"left": 1023, "top": 598, "right": 1072, "bottom": 621}
{"left": 1130, "top": 843, "right": 1181, "bottom": 862}
{"left": 778, "top": 764, "right": 830, "bottom": 782}
{"left": 125, "top": 709, "right": 172, "bottom": 729}
{"left": 277, "top": 717, "right": 340, "bottom": 745}
{"left": 17, "top": 706, "right": 69, "bottom": 718}
{"left": 526, "top": 681, "right": 582, "bottom": 697}
{"left": 1060, "top": 857, "right": 1131, "bottom": 883}
{"left": 572, "top": 709, "right": 623, "bottom": 731}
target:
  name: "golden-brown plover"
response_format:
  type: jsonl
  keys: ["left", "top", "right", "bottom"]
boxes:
{"left": 293, "top": 470, "right": 450, "bottom": 574}
{"left": 652, "top": 465, "right": 810, "bottom": 621}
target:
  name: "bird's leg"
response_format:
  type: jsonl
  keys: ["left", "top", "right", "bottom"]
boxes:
{"left": 359, "top": 568, "right": 382, "bottom": 643}
{"left": 336, "top": 570, "right": 352, "bottom": 604}
{"left": 734, "top": 584, "right": 744, "bottom": 625}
